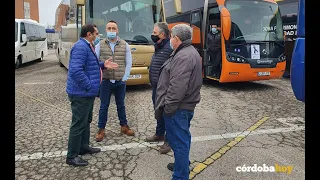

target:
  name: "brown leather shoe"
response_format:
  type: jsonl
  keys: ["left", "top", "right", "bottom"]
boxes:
{"left": 121, "top": 125, "right": 135, "bottom": 136}
{"left": 145, "top": 135, "right": 165, "bottom": 142}
{"left": 159, "top": 141, "right": 171, "bottom": 154}
{"left": 95, "top": 129, "right": 105, "bottom": 142}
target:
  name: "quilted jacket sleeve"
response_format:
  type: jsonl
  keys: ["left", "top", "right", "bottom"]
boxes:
{"left": 69, "top": 44, "right": 92, "bottom": 90}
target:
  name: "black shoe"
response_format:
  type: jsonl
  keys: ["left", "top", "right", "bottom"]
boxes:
{"left": 167, "top": 161, "right": 191, "bottom": 172}
{"left": 66, "top": 156, "right": 88, "bottom": 166}
{"left": 212, "top": 73, "right": 219, "bottom": 78}
{"left": 79, "top": 147, "right": 101, "bottom": 155}
{"left": 167, "top": 163, "right": 174, "bottom": 171}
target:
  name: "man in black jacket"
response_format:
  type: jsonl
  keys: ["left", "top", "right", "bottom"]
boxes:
{"left": 146, "top": 22, "right": 173, "bottom": 154}
{"left": 207, "top": 24, "right": 222, "bottom": 78}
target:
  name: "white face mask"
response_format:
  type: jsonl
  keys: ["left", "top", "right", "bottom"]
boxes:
{"left": 212, "top": 28, "right": 218, "bottom": 34}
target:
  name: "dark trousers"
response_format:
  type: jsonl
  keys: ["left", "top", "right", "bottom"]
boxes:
{"left": 209, "top": 50, "right": 222, "bottom": 72}
{"left": 67, "top": 95, "right": 95, "bottom": 159}
{"left": 98, "top": 80, "right": 127, "bottom": 129}
{"left": 151, "top": 84, "right": 165, "bottom": 136}
{"left": 164, "top": 109, "right": 194, "bottom": 180}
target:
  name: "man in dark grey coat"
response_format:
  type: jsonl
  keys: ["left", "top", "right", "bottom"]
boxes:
{"left": 146, "top": 22, "right": 173, "bottom": 154}
{"left": 155, "top": 24, "right": 203, "bottom": 179}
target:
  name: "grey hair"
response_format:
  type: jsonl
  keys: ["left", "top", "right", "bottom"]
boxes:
{"left": 171, "top": 24, "right": 192, "bottom": 42}
{"left": 154, "top": 22, "right": 170, "bottom": 37}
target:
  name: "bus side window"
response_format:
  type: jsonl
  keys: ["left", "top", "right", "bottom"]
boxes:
{"left": 166, "top": 13, "right": 190, "bottom": 24}
{"left": 191, "top": 10, "right": 201, "bottom": 54}
{"left": 208, "top": 7, "right": 220, "bottom": 31}
{"left": 191, "top": 11, "right": 201, "bottom": 28}
{"left": 20, "top": 23, "right": 26, "bottom": 42}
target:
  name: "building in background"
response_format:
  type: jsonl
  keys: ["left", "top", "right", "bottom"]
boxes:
{"left": 54, "top": 0, "right": 77, "bottom": 32}
{"left": 15, "top": 0, "right": 39, "bottom": 22}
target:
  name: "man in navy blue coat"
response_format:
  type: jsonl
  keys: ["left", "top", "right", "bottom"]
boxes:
{"left": 65, "top": 24, "right": 118, "bottom": 166}
{"left": 145, "top": 22, "right": 173, "bottom": 154}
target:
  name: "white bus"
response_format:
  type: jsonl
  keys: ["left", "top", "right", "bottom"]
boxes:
{"left": 55, "top": 23, "right": 78, "bottom": 68}
{"left": 15, "top": 19, "right": 48, "bottom": 69}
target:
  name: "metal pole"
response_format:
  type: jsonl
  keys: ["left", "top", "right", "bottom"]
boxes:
{"left": 202, "top": 0, "right": 209, "bottom": 66}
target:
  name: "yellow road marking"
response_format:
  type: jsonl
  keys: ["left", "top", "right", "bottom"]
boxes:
{"left": 16, "top": 90, "right": 71, "bottom": 114}
{"left": 189, "top": 116, "right": 270, "bottom": 179}
{"left": 203, "top": 158, "right": 214, "bottom": 165}
{"left": 211, "top": 152, "right": 222, "bottom": 160}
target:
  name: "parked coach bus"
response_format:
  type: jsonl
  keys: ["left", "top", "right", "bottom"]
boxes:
{"left": 278, "top": 0, "right": 298, "bottom": 78}
{"left": 164, "top": 0, "right": 286, "bottom": 83}
{"left": 290, "top": 0, "right": 304, "bottom": 102}
{"left": 54, "top": 0, "right": 166, "bottom": 86}
{"left": 15, "top": 19, "right": 48, "bottom": 69}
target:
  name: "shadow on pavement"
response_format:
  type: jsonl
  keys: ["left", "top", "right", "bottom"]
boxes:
{"left": 203, "top": 79, "right": 277, "bottom": 92}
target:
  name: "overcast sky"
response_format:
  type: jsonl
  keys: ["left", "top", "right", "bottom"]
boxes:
{"left": 38, "top": 0, "right": 62, "bottom": 26}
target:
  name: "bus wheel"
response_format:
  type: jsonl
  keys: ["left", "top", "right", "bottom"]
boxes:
{"left": 15, "top": 56, "right": 22, "bottom": 69}
{"left": 39, "top": 52, "right": 44, "bottom": 62}
{"left": 59, "top": 58, "right": 64, "bottom": 67}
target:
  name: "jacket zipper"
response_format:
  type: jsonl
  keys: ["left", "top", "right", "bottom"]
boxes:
{"left": 106, "top": 42, "right": 116, "bottom": 80}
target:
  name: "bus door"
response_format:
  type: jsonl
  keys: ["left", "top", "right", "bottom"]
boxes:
{"left": 190, "top": 9, "right": 204, "bottom": 77}
{"left": 190, "top": 9, "right": 203, "bottom": 55}
{"left": 19, "top": 22, "right": 31, "bottom": 63}
{"left": 203, "top": 6, "right": 221, "bottom": 79}
{"left": 25, "top": 23, "right": 38, "bottom": 62}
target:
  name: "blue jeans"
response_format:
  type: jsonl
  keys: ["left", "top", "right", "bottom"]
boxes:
{"left": 98, "top": 80, "right": 127, "bottom": 128}
{"left": 164, "top": 109, "right": 194, "bottom": 180}
{"left": 152, "top": 85, "right": 165, "bottom": 136}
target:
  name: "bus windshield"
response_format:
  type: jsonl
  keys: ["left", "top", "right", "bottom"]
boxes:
{"left": 86, "top": 0, "right": 162, "bottom": 44}
{"left": 15, "top": 21, "right": 18, "bottom": 42}
{"left": 226, "top": 0, "right": 284, "bottom": 42}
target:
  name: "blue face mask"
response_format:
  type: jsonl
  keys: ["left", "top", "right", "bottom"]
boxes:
{"left": 106, "top": 32, "right": 117, "bottom": 39}
{"left": 212, "top": 28, "right": 218, "bottom": 34}
{"left": 93, "top": 36, "right": 100, "bottom": 46}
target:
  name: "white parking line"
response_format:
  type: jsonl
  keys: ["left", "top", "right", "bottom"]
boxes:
{"left": 15, "top": 125, "right": 304, "bottom": 162}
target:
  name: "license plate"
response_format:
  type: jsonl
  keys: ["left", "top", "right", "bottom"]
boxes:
{"left": 129, "top": 74, "right": 142, "bottom": 79}
{"left": 257, "top": 72, "right": 270, "bottom": 76}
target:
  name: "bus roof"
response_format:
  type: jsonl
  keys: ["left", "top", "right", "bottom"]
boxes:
{"left": 61, "top": 24, "right": 79, "bottom": 28}
{"left": 45, "top": 29, "right": 56, "bottom": 33}
{"left": 15, "top": 18, "right": 45, "bottom": 27}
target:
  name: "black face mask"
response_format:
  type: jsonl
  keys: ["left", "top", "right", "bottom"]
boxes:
{"left": 151, "top": 35, "right": 160, "bottom": 43}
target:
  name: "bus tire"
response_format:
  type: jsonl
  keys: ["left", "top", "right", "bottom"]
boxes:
{"left": 38, "top": 52, "right": 44, "bottom": 62}
{"left": 59, "top": 58, "right": 64, "bottom": 67}
{"left": 15, "top": 56, "right": 22, "bottom": 69}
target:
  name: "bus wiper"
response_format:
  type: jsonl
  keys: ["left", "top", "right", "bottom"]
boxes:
{"left": 230, "top": 42, "right": 249, "bottom": 47}
{"left": 269, "top": 6, "right": 273, "bottom": 13}
{"left": 256, "top": 41, "right": 284, "bottom": 47}
{"left": 230, "top": 41, "right": 284, "bottom": 48}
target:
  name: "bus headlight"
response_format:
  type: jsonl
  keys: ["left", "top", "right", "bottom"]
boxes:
{"left": 226, "top": 53, "right": 247, "bottom": 63}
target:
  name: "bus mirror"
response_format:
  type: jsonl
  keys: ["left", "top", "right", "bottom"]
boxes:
{"left": 220, "top": 7, "right": 231, "bottom": 40}
{"left": 76, "top": 0, "right": 85, "bottom": 6}
{"left": 22, "top": 34, "right": 27, "bottom": 42}
{"left": 174, "top": 0, "right": 182, "bottom": 14}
